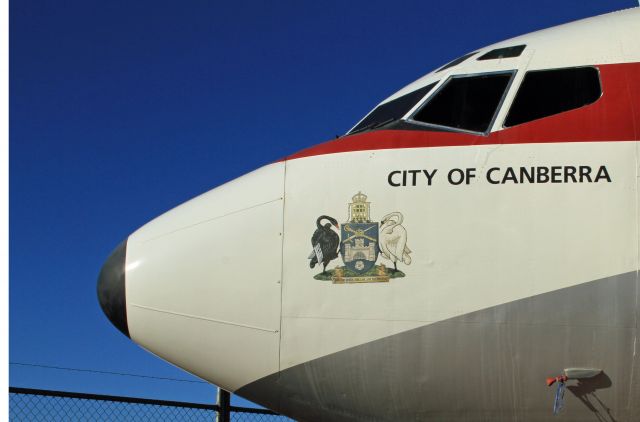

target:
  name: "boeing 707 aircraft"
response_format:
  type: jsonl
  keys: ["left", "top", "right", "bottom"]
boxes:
{"left": 98, "top": 8, "right": 640, "bottom": 421}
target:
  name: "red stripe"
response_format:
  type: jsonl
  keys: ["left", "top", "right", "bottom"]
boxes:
{"left": 285, "top": 62, "right": 640, "bottom": 161}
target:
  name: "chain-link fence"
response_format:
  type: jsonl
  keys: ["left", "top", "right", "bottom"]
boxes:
{"left": 9, "top": 387, "right": 294, "bottom": 422}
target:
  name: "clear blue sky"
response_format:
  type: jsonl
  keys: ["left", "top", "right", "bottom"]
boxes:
{"left": 10, "top": 0, "right": 636, "bottom": 406}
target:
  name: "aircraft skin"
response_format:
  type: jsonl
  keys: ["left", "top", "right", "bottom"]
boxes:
{"left": 98, "top": 8, "right": 640, "bottom": 421}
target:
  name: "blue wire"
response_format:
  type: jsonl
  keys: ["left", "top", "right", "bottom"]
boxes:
{"left": 553, "top": 381, "right": 565, "bottom": 415}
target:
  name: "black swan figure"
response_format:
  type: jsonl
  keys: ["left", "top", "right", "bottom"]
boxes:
{"left": 309, "top": 215, "right": 340, "bottom": 274}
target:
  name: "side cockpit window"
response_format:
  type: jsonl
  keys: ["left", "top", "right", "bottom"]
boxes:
{"left": 410, "top": 72, "right": 514, "bottom": 134}
{"left": 435, "top": 51, "right": 478, "bottom": 73}
{"left": 504, "top": 67, "right": 601, "bottom": 127}
{"left": 348, "top": 82, "right": 437, "bottom": 135}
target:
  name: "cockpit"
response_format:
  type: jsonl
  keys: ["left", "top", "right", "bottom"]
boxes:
{"left": 347, "top": 44, "right": 602, "bottom": 136}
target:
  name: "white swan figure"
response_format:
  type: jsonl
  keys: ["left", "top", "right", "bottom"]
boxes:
{"left": 379, "top": 212, "right": 412, "bottom": 272}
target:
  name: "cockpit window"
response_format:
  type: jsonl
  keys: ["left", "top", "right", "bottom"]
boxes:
{"left": 477, "top": 45, "right": 526, "bottom": 61}
{"left": 348, "top": 82, "right": 437, "bottom": 135}
{"left": 410, "top": 71, "right": 514, "bottom": 134}
{"left": 435, "top": 51, "right": 478, "bottom": 73}
{"left": 504, "top": 67, "right": 601, "bottom": 127}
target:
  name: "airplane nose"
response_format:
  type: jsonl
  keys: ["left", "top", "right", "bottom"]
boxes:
{"left": 97, "top": 239, "right": 130, "bottom": 338}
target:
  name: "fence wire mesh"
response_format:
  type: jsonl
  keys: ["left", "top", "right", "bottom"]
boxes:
{"left": 9, "top": 388, "right": 294, "bottom": 422}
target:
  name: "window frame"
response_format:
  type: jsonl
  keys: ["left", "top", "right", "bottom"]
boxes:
{"left": 406, "top": 69, "right": 518, "bottom": 136}
{"left": 346, "top": 82, "right": 439, "bottom": 136}
{"left": 501, "top": 65, "right": 603, "bottom": 128}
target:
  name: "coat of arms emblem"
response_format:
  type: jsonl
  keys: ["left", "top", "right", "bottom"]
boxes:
{"left": 308, "top": 192, "right": 412, "bottom": 283}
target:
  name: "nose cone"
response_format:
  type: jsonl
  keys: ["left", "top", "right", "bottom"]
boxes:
{"left": 97, "top": 240, "right": 130, "bottom": 338}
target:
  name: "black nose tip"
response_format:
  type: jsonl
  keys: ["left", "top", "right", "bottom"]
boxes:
{"left": 97, "top": 239, "right": 130, "bottom": 338}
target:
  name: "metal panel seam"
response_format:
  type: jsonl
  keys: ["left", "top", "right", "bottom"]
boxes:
{"left": 129, "top": 304, "right": 279, "bottom": 333}
{"left": 278, "top": 160, "right": 288, "bottom": 374}
{"left": 138, "top": 197, "right": 284, "bottom": 244}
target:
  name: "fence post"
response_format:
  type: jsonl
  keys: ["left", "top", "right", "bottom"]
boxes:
{"left": 216, "top": 387, "right": 230, "bottom": 422}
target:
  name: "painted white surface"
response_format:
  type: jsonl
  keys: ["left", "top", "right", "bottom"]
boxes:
{"left": 126, "top": 163, "right": 285, "bottom": 391}
{"left": 280, "top": 141, "right": 638, "bottom": 370}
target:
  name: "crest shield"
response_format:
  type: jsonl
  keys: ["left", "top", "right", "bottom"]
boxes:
{"left": 340, "top": 222, "right": 379, "bottom": 274}
{"left": 309, "top": 191, "right": 410, "bottom": 283}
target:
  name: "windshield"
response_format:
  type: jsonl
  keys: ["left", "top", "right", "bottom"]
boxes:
{"left": 411, "top": 72, "right": 514, "bottom": 134}
{"left": 348, "top": 82, "right": 437, "bottom": 135}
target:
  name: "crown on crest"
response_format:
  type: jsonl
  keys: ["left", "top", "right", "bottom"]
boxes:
{"left": 348, "top": 191, "right": 371, "bottom": 223}
{"left": 352, "top": 191, "right": 367, "bottom": 203}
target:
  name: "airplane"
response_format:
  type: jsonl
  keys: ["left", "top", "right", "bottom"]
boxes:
{"left": 97, "top": 7, "right": 640, "bottom": 421}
